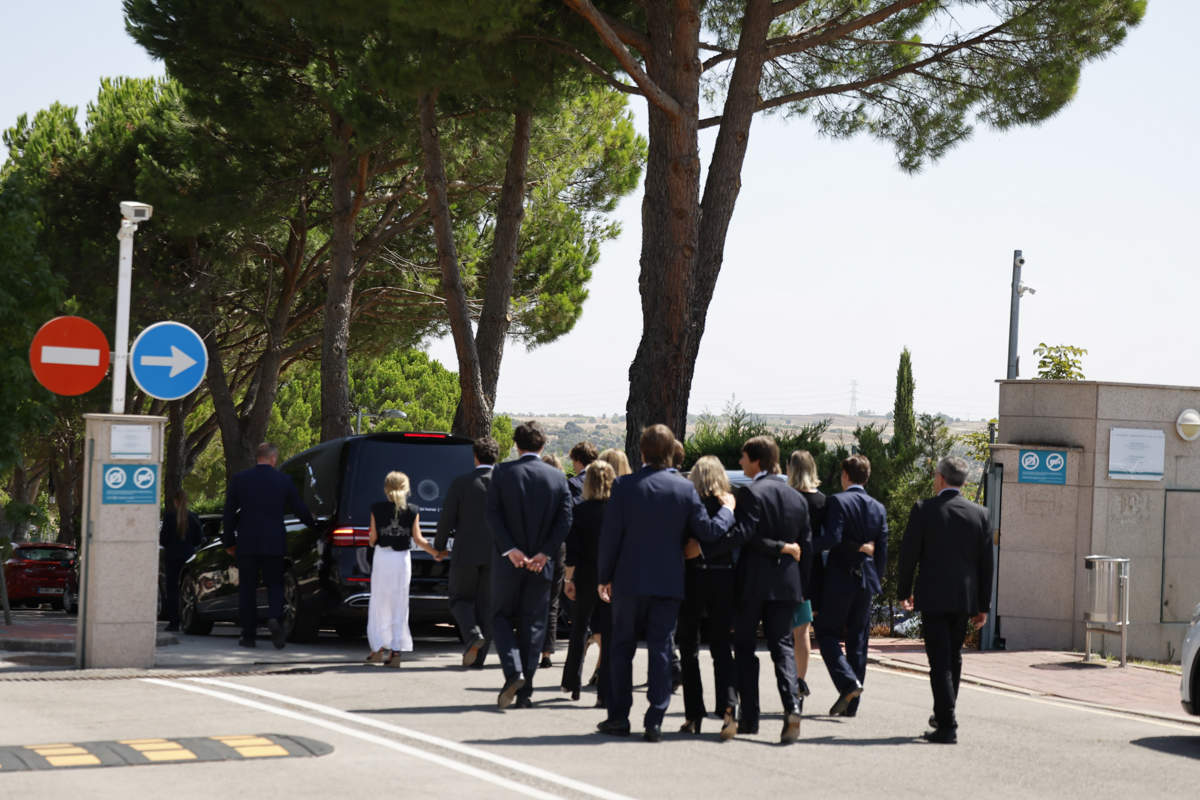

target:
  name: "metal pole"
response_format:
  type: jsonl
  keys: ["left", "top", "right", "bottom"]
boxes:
{"left": 111, "top": 219, "right": 138, "bottom": 413}
{"left": 1006, "top": 249, "right": 1023, "bottom": 380}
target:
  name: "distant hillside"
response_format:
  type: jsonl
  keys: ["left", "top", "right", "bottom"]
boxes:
{"left": 498, "top": 411, "right": 988, "bottom": 461}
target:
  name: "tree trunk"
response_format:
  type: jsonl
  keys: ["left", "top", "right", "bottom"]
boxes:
{"left": 163, "top": 399, "right": 189, "bottom": 505}
{"left": 419, "top": 91, "right": 491, "bottom": 440}
{"left": 624, "top": 0, "right": 772, "bottom": 460}
{"left": 51, "top": 429, "right": 84, "bottom": 547}
{"left": 623, "top": 2, "right": 703, "bottom": 461}
{"left": 475, "top": 107, "right": 534, "bottom": 404}
{"left": 321, "top": 120, "right": 357, "bottom": 442}
{"left": 457, "top": 107, "right": 533, "bottom": 431}
{"left": 2, "top": 461, "right": 44, "bottom": 542}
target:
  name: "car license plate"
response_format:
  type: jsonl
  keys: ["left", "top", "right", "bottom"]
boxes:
{"left": 37, "top": 587, "right": 64, "bottom": 595}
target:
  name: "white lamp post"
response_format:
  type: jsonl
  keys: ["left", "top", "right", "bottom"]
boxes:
{"left": 111, "top": 201, "right": 153, "bottom": 413}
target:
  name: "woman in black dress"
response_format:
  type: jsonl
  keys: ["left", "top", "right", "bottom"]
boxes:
{"left": 560, "top": 460, "right": 616, "bottom": 704}
{"left": 159, "top": 489, "right": 202, "bottom": 632}
{"left": 677, "top": 455, "right": 738, "bottom": 734}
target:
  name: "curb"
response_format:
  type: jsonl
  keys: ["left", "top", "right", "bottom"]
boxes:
{"left": 868, "top": 653, "right": 1200, "bottom": 728}
{"left": 0, "top": 632, "right": 180, "bottom": 654}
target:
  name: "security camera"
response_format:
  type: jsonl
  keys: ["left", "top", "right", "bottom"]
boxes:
{"left": 1014, "top": 255, "right": 1026, "bottom": 267}
{"left": 120, "top": 201, "right": 153, "bottom": 222}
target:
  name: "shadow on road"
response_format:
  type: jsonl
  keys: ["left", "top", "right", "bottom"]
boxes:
{"left": 1130, "top": 736, "right": 1200, "bottom": 759}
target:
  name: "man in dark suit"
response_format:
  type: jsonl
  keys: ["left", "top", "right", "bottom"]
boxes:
{"left": 222, "top": 442, "right": 316, "bottom": 649}
{"left": 486, "top": 421, "right": 573, "bottom": 709}
{"left": 435, "top": 436, "right": 500, "bottom": 668}
{"left": 813, "top": 454, "right": 888, "bottom": 716}
{"left": 897, "top": 456, "right": 993, "bottom": 744}
{"left": 596, "top": 425, "right": 735, "bottom": 742}
{"left": 709, "top": 436, "right": 809, "bottom": 743}
{"left": 568, "top": 441, "right": 598, "bottom": 502}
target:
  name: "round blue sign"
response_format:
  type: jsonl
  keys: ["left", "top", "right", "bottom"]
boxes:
{"left": 129, "top": 321, "right": 208, "bottom": 401}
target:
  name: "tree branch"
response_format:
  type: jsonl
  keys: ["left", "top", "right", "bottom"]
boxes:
{"left": 766, "top": 0, "right": 925, "bottom": 60}
{"left": 563, "top": 0, "right": 682, "bottom": 118}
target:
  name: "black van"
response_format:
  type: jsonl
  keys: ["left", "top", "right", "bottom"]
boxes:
{"left": 178, "top": 432, "right": 474, "bottom": 640}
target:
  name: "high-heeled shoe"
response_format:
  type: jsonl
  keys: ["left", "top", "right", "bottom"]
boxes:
{"left": 679, "top": 718, "right": 702, "bottom": 735}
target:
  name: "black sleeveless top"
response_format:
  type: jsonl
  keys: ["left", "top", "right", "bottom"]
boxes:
{"left": 371, "top": 501, "right": 416, "bottom": 551}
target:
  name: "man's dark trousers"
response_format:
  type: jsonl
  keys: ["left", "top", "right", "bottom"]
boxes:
{"left": 733, "top": 596, "right": 798, "bottom": 728}
{"left": 237, "top": 552, "right": 284, "bottom": 642}
{"left": 449, "top": 562, "right": 491, "bottom": 663}
{"left": 815, "top": 567, "right": 873, "bottom": 700}
{"left": 609, "top": 594, "right": 679, "bottom": 728}
{"left": 924, "top": 611, "right": 968, "bottom": 728}
{"left": 491, "top": 566, "right": 550, "bottom": 700}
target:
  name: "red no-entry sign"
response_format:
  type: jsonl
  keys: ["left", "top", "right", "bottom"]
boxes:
{"left": 29, "top": 316, "right": 111, "bottom": 396}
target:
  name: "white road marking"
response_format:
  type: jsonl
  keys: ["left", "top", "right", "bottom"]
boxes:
{"left": 189, "top": 678, "right": 637, "bottom": 800}
{"left": 40, "top": 345, "right": 100, "bottom": 366}
{"left": 870, "top": 663, "right": 1199, "bottom": 732}
{"left": 142, "top": 678, "right": 562, "bottom": 800}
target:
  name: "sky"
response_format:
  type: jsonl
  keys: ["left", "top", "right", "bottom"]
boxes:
{"left": 3, "top": 2, "right": 1197, "bottom": 422}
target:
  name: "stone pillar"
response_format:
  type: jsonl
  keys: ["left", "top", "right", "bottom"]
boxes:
{"left": 76, "top": 413, "right": 166, "bottom": 669}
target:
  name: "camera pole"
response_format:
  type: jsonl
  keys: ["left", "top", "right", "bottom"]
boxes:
{"left": 1006, "top": 250, "right": 1027, "bottom": 380}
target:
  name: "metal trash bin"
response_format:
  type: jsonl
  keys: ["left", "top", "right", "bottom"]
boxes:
{"left": 1083, "top": 555, "right": 1130, "bottom": 666}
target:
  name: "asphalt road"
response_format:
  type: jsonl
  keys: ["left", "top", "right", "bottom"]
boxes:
{"left": 1, "top": 627, "right": 1197, "bottom": 799}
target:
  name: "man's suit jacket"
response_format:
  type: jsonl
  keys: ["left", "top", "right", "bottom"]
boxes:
{"left": 897, "top": 489, "right": 993, "bottom": 616}
{"left": 222, "top": 464, "right": 316, "bottom": 556}
{"left": 485, "top": 454, "right": 573, "bottom": 582}
{"left": 812, "top": 485, "right": 888, "bottom": 595}
{"left": 716, "top": 474, "right": 812, "bottom": 605}
{"left": 598, "top": 466, "right": 734, "bottom": 600}
{"left": 567, "top": 471, "right": 585, "bottom": 503}
{"left": 434, "top": 466, "right": 493, "bottom": 569}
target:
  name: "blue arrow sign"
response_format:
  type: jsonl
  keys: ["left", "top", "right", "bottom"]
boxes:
{"left": 129, "top": 321, "right": 207, "bottom": 401}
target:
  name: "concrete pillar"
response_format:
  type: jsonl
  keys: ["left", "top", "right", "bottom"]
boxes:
{"left": 76, "top": 413, "right": 166, "bottom": 668}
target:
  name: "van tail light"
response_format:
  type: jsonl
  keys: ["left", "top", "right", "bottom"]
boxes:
{"left": 330, "top": 527, "right": 371, "bottom": 547}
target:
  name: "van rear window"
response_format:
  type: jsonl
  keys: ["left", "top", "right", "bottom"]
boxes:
{"left": 341, "top": 440, "right": 474, "bottom": 527}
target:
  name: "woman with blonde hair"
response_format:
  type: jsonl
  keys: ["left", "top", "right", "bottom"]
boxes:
{"left": 787, "top": 450, "right": 826, "bottom": 699}
{"left": 366, "top": 471, "right": 440, "bottom": 667}
{"left": 560, "top": 459, "right": 616, "bottom": 702}
{"left": 597, "top": 447, "right": 632, "bottom": 477}
{"left": 677, "top": 455, "right": 738, "bottom": 734}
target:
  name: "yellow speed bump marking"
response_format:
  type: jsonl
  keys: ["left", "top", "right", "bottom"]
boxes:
{"left": 0, "top": 734, "right": 330, "bottom": 771}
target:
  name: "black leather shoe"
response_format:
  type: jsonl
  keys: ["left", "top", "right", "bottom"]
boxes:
{"left": 540, "top": 654, "right": 553, "bottom": 669}
{"left": 463, "top": 636, "right": 486, "bottom": 667}
{"left": 679, "top": 718, "right": 702, "bottom": 735}
{"left": 267, "top": 618, "right": 286, "bottom": 650}
{"left": 643, "top": 724, "right": 662, "bottom": 743}
{"left": 829, "top": 683, "right": 863, "bottom": 716}
{"left": 237, "top": 637, "right": 256, "bottom": 648}
{"left": 929, "top": 714, "right": 938, "bottom": 729}
{"left": 514, "top": 696, "right": 533, "bottom": 709}
{"left": 780, "top": 711, "right": 802, "bottom": 744}
{"left": 922, "top": 727, "right": 957, "bottom": 744}
{"left": 736, "top": 721, "right": 759, "bottom": 735}
{"left": 596, "top": 718, "right": 631, "bottom": 737}
{"left": 498, "top": 675, "right": 526, "bottom": 709}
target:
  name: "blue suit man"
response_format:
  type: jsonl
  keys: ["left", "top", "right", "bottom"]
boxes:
{"left": 486, "top": 422, "right": 573, "bottom": 709}
{"left": 813, "top": 454, "right": 888, "bottom": 716}
{"left": 596, "top": 425, "right": 734, "bottom": 742}
{"left": 222, "top": 442, "right": 316, "bottom": 649}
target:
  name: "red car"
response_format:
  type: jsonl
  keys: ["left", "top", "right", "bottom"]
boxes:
{"left": 3, "top": 542, "right": 79, "bottom": 613}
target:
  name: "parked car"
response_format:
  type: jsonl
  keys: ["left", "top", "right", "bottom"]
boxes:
{"left": 3, "top": 542, "right": 79, "bottom": 613}
{"left": 1181, "top": 601, "right": 1200, "bottom": 715}
{"left": 177, "top": 432, "right": 474, "bottom": 640}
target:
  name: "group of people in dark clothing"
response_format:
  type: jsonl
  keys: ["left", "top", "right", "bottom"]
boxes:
{"left": 439, "top": 419, "right": 992, "bottom": 745}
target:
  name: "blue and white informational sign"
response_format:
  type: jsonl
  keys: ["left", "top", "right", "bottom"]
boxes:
{"left": 129, "top": 321, "right": 207, "bottom": 401}
{"left": 101, "top": 464, "right": 158, "bottom": 504}
{"left": 1018, "top": 449, "right": 1067, "bottom": 485}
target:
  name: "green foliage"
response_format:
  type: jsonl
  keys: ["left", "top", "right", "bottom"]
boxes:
{"left": 962, "top": 419, "right": 998, "bottom": 467}
{"left": 1034, "top": 343, "right": 1088, "bottom": 380}
{"left": 892, "top": 348, "right": 915, "bottom": 450}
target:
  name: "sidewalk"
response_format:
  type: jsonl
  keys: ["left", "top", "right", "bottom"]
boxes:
{"left": 868, "top": 636, "right": 1195, "bottom": 726}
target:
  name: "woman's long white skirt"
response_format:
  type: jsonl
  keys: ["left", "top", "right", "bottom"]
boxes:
{"left": 367, "top": 547, "right": 413, "bottom": 652}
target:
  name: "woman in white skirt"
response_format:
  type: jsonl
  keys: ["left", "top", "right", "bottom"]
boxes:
{"left": 366, "top": 471, "right": 440, "bottom": 667}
